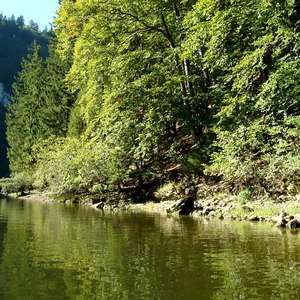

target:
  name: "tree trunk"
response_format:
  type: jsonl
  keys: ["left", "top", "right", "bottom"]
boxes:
{"left": 290, "top": 0, "right": 300, "bottom": 26}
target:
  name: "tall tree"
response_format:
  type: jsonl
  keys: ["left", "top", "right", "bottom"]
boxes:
{"left": 6, "top": 41, "right": 74, "bottom": 174}
{"left": 0, "top": 14, "right": 50, "bottom": 177}
{"left": 53, "top": 0, "right": 213, "bottom": 185}
{"left": 6, "top": 44, "right": 45, "bottom": 174}
{"left": 184, "top": 0, "right": 300, "bottom": 193}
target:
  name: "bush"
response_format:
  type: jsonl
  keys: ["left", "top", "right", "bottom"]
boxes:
{"left": 0, "top": 173, "right": 33, "bottom": 195}
{"left": 205, "top": 120, "right": 300, "bottom": 195}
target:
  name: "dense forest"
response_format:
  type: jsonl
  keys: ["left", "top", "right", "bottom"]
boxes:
{"left": 3, "top": 0, "right": 300, "bottom": 202}
{"left": 0, "top": 14, "right": 49, "bottom": 177}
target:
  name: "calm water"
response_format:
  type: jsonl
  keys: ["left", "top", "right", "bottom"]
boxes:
{"left": 0, "top": 198, "right": 300, "bottom": 300}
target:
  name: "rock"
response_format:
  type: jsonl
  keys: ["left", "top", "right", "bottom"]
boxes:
{"left": 242, "top": 205, "right": 254, "bottom": 213}
{"left": 203, "top": 207, "right": 214, "bottom": 216}
{"left": 92, "top": 202, "right": 105, "bottom": 210}
{"left": 249, "top": 215, "right": 260, "bottom": 222}
{"left": 218, "top": 214, "right": 224, "bottom": 220}
{"left": 194, "top": 201, "right": 203, "bottom": 211}
{"left": 167, "top": 197, "right": 194, "bottom": 215}
{"left": 286, "top": 219, "right": 300, "bottom": 230}
{"left": 208, "top": 211, "right": 216, "bottom": 218}
{"left": 275, "top": 218, "right": 288, "bottom": 228}
{"left": 279, "top": 212, "right": 288, "bottom": 219}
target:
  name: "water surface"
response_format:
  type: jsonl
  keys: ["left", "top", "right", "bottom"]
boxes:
{"left": 0, "top": 197, "right": 300, "bottom": 299}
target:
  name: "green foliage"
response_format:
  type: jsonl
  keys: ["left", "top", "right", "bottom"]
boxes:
{"left": 0, "top": 14, "right": 49, "bottom": 177}
{"left": 5, "top": 0, "right": 300, "bottom": 198}
{"left": 184, "top": 0, "right": 300, "bottom": 194}
{"left": 237, "top": 188, "right": 253, "bottom": 204}
{"left": 49, "top": 0, "right": 214, "bottom": 191}
{"left": 0, "top": 14, "right": 49, "bottom": 93}
{"left": 6, "top": 44, "right": 45, "bottom": 174}
{"left": 6, "top": 42, "right": 74, "bottom": 175}
{"left": 0, "top": 103, "right": 8, "bottom": 177}
{"left": 0, "top": 173, "right": 33, "bottom": 195}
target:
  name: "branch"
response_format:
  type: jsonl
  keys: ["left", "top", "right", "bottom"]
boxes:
{"left": 109, "top": 7, "right": 175, "bottom": 48}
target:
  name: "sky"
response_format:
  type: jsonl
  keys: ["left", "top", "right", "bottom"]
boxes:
{"left": 0, "top": 0, "right": 59, "bottom": 30}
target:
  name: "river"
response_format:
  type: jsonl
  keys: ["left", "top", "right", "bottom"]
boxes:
{"left": 0, "top": 197, "right": 300, "bottom": 299}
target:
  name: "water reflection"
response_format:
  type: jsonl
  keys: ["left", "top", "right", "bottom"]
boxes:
{"left": 0, "top": 198, "right": 299, "bottom": 299}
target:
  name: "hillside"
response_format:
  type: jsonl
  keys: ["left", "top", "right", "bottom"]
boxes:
{"left": 0, "top": 14, "right": 49, "bottom": 177}
{"left": 2, "top": 0, "right": 300, "bottom": 203}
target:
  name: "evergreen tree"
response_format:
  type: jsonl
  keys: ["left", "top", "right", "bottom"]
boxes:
{"left": 6, "top": 44, "right": 45, "bottom": 174}
{"left": 6, "top": 41, "right": 74, "bottom": 174}
{"left": 0, "top": 14, "right": 50, "bottom": 177}
{"left": 0, "top": 103, "right": 8, "bottom": 176}
{"left": 39, "top": 42, "right": 74, "bottom": 137}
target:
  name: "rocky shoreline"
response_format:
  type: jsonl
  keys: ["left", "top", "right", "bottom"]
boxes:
{"left": 127, "top": 197, "right": 300, "bottom": 230}
{"left": 9, "top": 188, "right": 300, "bottom": 231}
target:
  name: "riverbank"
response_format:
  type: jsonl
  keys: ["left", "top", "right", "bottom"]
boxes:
{"left": 10, "top": 186, "right": 300, "bottom": 231}
{"left": 128, "top": 196, "right": 300, "bottom": 229}
{"left": 17, "top": 192, "right": 57, "bottom": 203}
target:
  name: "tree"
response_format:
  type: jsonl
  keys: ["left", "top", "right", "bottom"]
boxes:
{"left": 28, "top": 20, "right": 39, "bottom": 32}
{"left": 16, "top": 16, "right": 25, "bottom": 28}
{"left": 6, "top": 40, "right": 74, "bottom": 174}
{"left": 0, "top": 103, "right": 8, "bottom": 176}
{"left": 52, "top": 0, "right": 213, "bottom": 189}
{"left": 6, "top": 43, "right": 45, "bottom": 174}
{"left": 40, "top": 41, "right": 74, "bottom": 137}
{"left": 184, "top": 0, "right": 300, "bottom": 194}
{"left": 6, "top": 0, "right": 300, "bottom": 197}
{"left": 0, "top": 14, "right": 50, "bottom": 177}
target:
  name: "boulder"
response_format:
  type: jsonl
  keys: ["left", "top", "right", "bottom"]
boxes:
{"left": 194, "top": 201, "right": 203, "bottom": 211}
{"left": 248, "top": 215, "right": 260, "bottom": 222}
{"left": 167, "top": 197, "right": 194, "bottom": 215}
{"left": 286, "top": 219, "right": 300, "bottom": 230}
{"left": 92, "top": 202, "right": 105, "bottom": 210}
{"left": 203, "top": 207, "right": 214, "bottom": 216}
{"left": 242, "top": 205, "right": 254, "bottom": 213}
{"left": 208, "top": 211, "right": 216, "bottom": 218}
{"left": 275, "top": 218, "right": 288, "bottom": 228}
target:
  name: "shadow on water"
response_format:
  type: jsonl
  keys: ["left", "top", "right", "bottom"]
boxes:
{"left": 0, "top": 197, "right": 300, "bottom": 299}
{"left": 0, "top": 197, "right": 8, "bottom": 256}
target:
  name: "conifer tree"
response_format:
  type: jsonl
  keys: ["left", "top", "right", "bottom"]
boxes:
{"left": 40, "top": 42, "right": 74, "bottom": 137}
{"left": 7, "top": 43, "right": 44, "bottom": 173}
{"left": 6, "top": 42, "right": 73, "bottom": 174}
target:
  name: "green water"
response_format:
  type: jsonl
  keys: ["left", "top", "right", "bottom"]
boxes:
{"left": 0, "top": 197, "right": 300, "bottom": 300}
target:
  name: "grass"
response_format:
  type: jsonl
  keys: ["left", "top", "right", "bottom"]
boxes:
{"left": 231, "top": 200, "right": 300, "bottom": 218}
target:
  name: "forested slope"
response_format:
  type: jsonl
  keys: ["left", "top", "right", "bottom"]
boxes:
{"left": 0, "top": 14, "right": 49, "bottom": 177}
{"left": 4, "top": 0, "right": 300, "bottom": 201}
